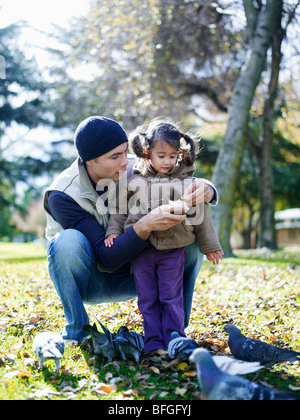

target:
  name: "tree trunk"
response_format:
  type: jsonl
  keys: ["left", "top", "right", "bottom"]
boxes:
{"left": 257, "top": 113, "right": 277, "bottom": 249}
{"left": 258, "top": 2, "right": 291, "bottom": 249}
{"left": 256, "top": 49, "right": 279, "bottom": 249}
{"left": 210, "top": 0, "right": 283, "bottom": 256}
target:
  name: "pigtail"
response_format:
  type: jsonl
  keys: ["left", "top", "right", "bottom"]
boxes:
{"left": 180, "top": 132, "right": 198, "bottom": 166}
{"left": 128, "top": 130, "right": 149, "bottom": 159}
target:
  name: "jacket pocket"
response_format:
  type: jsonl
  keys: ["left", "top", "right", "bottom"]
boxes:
{"left": 153, "top": 229, "right": 173, "bottom": 238}
{"left": 183, "top": 221, "right": 194, "bottom": 232}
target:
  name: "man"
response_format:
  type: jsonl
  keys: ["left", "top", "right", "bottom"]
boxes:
{"left": 44, "top": 116, "right": 219, "bottom": 344}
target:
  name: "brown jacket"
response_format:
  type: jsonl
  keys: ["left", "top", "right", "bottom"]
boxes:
{"left": 106, "top": 160, "right": 221, "bottom": 254}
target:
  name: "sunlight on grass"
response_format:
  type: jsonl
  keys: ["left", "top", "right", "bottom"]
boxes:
{"left": 0, "top": 242, "right": 47, "bottom": 261}
{"left": 0, "top": 244, "right": 299, "bottom": 400}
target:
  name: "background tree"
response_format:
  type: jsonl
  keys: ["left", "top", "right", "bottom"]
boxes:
{"left": 51, "top": 0, "right": 243, "bottom": 130}
{"left": 247, "top": 0, "right": 300, "bottom": 249}
{"left": 210, "top": 0, "right": 284, "bottom": 256}
{"left": 1, "top": 1, "right": 299, "bottom": 245}
{"left": 0, "top": 23, "right": 74, "bottom": 239}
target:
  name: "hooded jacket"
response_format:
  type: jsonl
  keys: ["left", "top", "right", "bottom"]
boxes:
{"left": 106, "top": 160, "right": 221, "bottom": 254}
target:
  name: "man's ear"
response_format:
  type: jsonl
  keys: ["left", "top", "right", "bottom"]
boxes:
{"left": 85, "top": 158, "right": 98, "bottom": 166}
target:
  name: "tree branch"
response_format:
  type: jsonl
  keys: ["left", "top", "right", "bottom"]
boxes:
{"left": 283, "top": 0, "right": 300, "bottom": 34}
{"left": 178, "top": 80, "right": 228, "bottom": 113}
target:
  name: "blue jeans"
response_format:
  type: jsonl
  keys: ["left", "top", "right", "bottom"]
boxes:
{"left": 48, "top": 229, "right": 203, "bottom": 342}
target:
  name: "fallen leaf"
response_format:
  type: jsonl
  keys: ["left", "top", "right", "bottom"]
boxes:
{"left": 159, "top": 391, "right": 169, "bottom": 398}
{"left": 3, "top": 370, "right": 21, "bottom": 379}
{"left": 177, "top": 362, "right": 188, "bottom": 371}
{"left": 149, "top": 390, "right": 161, "bottom": 400}
{"left": 92, "top": 383, "right": 117, "bottom": 395}
{"left": 122, "top": 389, "right": 139, "bottom": 397}
{"left": 175, "top": 387, "right": 187, "bottom": 396}
{"left": 100, "top": 383, "right": 116, "bottom": 393}
{"left": 163, "top": 358, "right": 182, "bottom": 369}
{"left": 288, "top": 385, "right": 300, "bottom": 391}
{"left": 20, "top": 352, "right": 31, "bottom": 358}
{"left": 119, "top": 378, "right": 133, "bottom": 388}
{"left": 154, "top": 349, "right": 168, "bottom": 356}
{"left": 182, "top": 370, "right": 197, "bottom": 378}
{"left": 78, "top": 379, "right": 89, "bottom": 389}
{"left": 150, "top": 366, "right": 160, "bottom": 375}
{"left": 16, "top": 370, "right": 31, "bottom": 379}
{"left": 110, "top": 377, "right": 123, "bottom": 385}
{"left": 87, "top": 357, "right": 97, "bottom": 366}
{"left": 32, "top": 388, "right": 53, "bottom": 399}
{"left": 60, "top": 386, "right": 75, "bottom": 393}
{"left": 105, "top": 372, "right": 113, "bottom": 382}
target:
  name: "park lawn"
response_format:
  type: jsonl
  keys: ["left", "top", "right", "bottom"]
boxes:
{"left": 0, "top": 245, "right": 299, "bottom": 400}
{"left": 0, "top": 242, "right": 47, "bottom": 261}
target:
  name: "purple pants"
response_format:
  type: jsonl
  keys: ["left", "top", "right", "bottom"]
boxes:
{"left": 132, "top": 245, "right": 186, "bottom": 352}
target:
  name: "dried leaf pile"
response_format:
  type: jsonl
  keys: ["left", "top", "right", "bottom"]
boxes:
{"left": 0, "top": 249, "right": 299, "bottom": 400}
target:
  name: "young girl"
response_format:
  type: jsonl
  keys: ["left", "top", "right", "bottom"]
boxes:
{"left": 105, "top": 120, "right": 223, "bottom": 352}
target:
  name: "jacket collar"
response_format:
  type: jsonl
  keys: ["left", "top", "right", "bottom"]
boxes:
{"left": 77, "top": 158, "right": 101, "bottom": 203}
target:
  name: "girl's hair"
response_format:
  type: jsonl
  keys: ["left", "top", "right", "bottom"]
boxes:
{"left": 129, "top": 119, "right": 199, "bottom": 167}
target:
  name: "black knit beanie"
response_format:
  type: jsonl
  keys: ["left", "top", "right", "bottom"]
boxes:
{"left": 74, "top": 116, "right": 128, "bottom": 162}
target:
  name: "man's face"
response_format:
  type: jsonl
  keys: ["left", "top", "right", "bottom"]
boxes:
{"left": 85, "top": 142, "right": 128, "bottom": 183}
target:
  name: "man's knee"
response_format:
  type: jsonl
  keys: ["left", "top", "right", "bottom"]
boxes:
{"left": 48, "top": 229, "right": 94, "bottom": 261}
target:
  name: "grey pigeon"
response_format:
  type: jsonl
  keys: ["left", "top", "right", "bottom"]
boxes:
{"left": 82, "top": 323, "right": 109, "bottom": 357}
{"left": 114, "top": 326, "right": 144, "bottom": 363}
{"left": 190, "top": 348, "right": 300, "bottom": 400}
{"left": 83, "top": 321, "right": 120, "bottom": 362}
{"left": 213, "top": 356, "right": 263, "bottom": 376}
{"left": 33, "top": 332, "right": 65, "bottom": 374}
{"left": 168, "top": 331, "right": 200, "bottom": 361}
{"left": 224, "top": 324, "right": 300, "bottom": 366}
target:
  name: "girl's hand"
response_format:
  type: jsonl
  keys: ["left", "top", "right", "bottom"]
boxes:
{"left": 205, "top": 250, "right": 224, "bottom": 265}
{"left": 105, "top": 234, "right": 119, "bottom": 248}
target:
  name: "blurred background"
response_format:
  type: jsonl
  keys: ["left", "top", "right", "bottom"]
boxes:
{"left": 0, "top": 0, "right": 299, "bottom": 255}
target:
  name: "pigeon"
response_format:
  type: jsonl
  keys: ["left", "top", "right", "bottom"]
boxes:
{"left": 190, "top": 348, "right": 300, "bottom": 400}
{"left": 33, "top": 332, "right": 65, "bottom": 375}
{"left": 83, "top": 321, "right": 120, "bottom": 362}
{"left": 168, "top": 331, "right": 200, "bottom": 361}
{"left": 83, "top": 323, "right": 110, "bottom": 358}
{"left": 224, "top": 324, "right": 300, "bottom": 366}
{"left": 167, "top": 333, "right": 262, "bottom": 375}
{"left": 114, "top": 326, "right": 144, "bottom": 363}
{"left": 213, "top": 356, "right": 263, "bottom": 376}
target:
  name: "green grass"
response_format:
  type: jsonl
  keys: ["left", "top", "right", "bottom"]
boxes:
{"left": 0, "top": 245, "right": 299, "bottom": 400}
{"left": 0, "top": 242, "right": 47, "bottom": 262}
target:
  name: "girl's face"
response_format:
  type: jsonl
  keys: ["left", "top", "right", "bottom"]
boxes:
{"left": 148, "top": 141, "right": 179, "bottom": 174}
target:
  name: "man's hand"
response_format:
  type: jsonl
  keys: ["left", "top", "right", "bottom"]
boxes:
{"left": 183, "top": 179, "right": 215, "bottom": 207}
{"left": 133, "top": 205, "right": 187, "bottom": 241}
